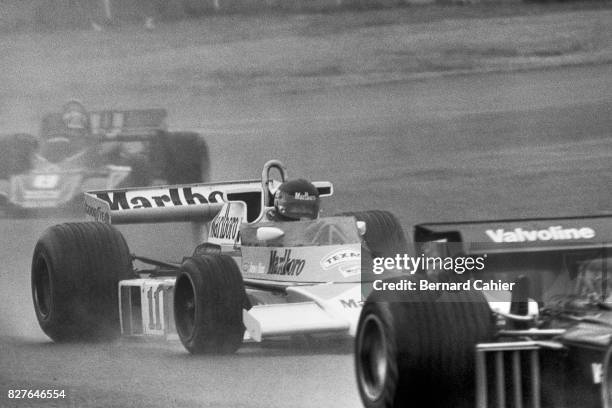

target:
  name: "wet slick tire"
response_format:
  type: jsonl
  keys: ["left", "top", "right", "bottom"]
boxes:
{"left": 340, "top": 210, "right": 408, "bottom": 258}
{"left": 174, "top": 255, "right": 247, "bottom": 354}
{"left": 355, "top": 284, "right": 494, "bottom": 408}
{"left": 31, "top": 222, "right": 133, "bottom": 342}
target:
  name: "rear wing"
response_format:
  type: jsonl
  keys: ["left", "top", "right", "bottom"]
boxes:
{"left": 41, "top": 109, "right": 168, "bottom": 141}
{"left": 415, "top": 215, "right": 612, "bottom": 255}
{"left": 85, "top": 181, "right": 259, "bottom": 224}
{"left": 84, "top": 180, "right": 333, "bottom": 225}
{"left": 88, "top": 109, "right": 167, "bottom": 140}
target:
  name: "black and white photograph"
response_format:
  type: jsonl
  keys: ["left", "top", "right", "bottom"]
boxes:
{"left": 0, "top": 0, "right": 611, "bottom": 406}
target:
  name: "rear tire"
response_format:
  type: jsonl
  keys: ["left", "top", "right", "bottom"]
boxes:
{"left": 355, "top": 283, "right": 494, "bottom": 408}
{"left": 157, "top": 132, "right": 210, "bottom": 184}
{"left": 31, "top": 222, "right": 134, "bottom": 342}
{"left": 174, "top": 255, "right": 247, "bottom": 354}
{"left": 340, "top": 210, "right": 408, "bottom": 258}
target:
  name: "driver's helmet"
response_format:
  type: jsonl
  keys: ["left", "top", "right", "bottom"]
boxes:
{"left": 61, "top": 100, "right": 89, "bottom": 137}
{"left": 273, "top": 179, "right": 320, "bottom": 221}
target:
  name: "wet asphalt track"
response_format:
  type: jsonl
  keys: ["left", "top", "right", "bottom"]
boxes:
{"left": 1, "top": 64, "right": 611, "bottom": 407}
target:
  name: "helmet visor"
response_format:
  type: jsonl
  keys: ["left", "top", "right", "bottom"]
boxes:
{"left": 276, "top": 194, "right": 319, "bottom": 220}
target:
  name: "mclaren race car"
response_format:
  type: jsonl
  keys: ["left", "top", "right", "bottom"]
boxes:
{"left": 355, "top": 217, "right": 612, "bottom": 408}
{"left": 30, "top": 160, "right": 408, "bottom": 353}
{"left": 0, "top": 100, "right": 209, "bottom": 215}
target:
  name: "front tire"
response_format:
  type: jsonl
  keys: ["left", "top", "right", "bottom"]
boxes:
{"left": 356, "top": 301, "right": 399, "bottom": 408}
{"left": 31, "top": 222, "right": 133, "bottom": 342}
{"left": 355, "top": 283, "right": 494, "bottom": 408}
{"left": 174, "top": 255, "right": 247, "bottom": 354}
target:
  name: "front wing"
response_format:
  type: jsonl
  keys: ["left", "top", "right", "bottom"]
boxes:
{"left": 117, "top": 276, "right": 362, "bottom": 341}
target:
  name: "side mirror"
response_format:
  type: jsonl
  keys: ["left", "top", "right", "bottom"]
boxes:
{"left": 256, "top": 227, "right": 284, "bottom": 241}
{"left": 356, "top": 221, "right": 367, "bottom": 236}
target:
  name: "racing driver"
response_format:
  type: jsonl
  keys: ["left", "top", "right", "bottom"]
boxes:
{"left": 267, "top": 179, "right": 320, "bottom": 221}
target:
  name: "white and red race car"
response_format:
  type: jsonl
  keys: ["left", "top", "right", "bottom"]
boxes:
{"left": 31, "top": 160, "right": 408, "bottom": 353}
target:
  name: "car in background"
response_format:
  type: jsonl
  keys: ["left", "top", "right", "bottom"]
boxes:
{"left": 0, "top": 100, "right": 209, "bottom": 216}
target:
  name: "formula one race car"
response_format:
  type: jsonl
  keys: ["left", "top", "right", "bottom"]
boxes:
{"left": 355, "top": 217, "right": 612, "bottom": 408}
{"left": 30, "top": 160, "right": 408, "bottom": 353}
{"left": 0, "top": 100, "right": 209, "bottom": 215}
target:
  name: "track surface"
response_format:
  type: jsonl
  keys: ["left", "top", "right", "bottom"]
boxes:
{"left": 1, "top": 63, "right": 611, "bottom": 407}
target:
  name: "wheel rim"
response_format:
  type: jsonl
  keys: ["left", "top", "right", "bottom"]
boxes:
{"left": 33, "top": 259, "right": 51, "bottom": 320}
{"left": 174, "top": 274, "right": 196, "bottom": 341}
{"left": 358, "top": 313, "right": 389, "bottom": 401}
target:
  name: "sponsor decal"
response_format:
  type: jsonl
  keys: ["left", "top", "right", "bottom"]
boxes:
{"left": 210, "top": 205, "right": 242, "bottom": 241}
{"left": 321, "top": 248, "right": 361, "bottom": 277}
{"left": 211, "top": 216, "right": 240, "bottom": 240}
{"left": 95, "top": 187, "right": 224, "bottom": 210}
{"left": 294, "top": 192, "right": 316, "bottom": 200}
{"left": 339, "top": 298, "right": 364, "bottom": 309}
{"left": 486, "top": 226, "right": 595, "bottom": 243}
{"left": 592, "top": 363, "right": 603, "bottom": 384}
{"left": 321, "top": 248, "right": 360, "bottom": 270}
{"left": 268, "top": 249, "right": 305, "bottom": 276}
{"left": 85, "top": 203, "right": 110, "bottom": 223}
{"left": 242, "top": 261, "right": 267, "bottom": 274}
